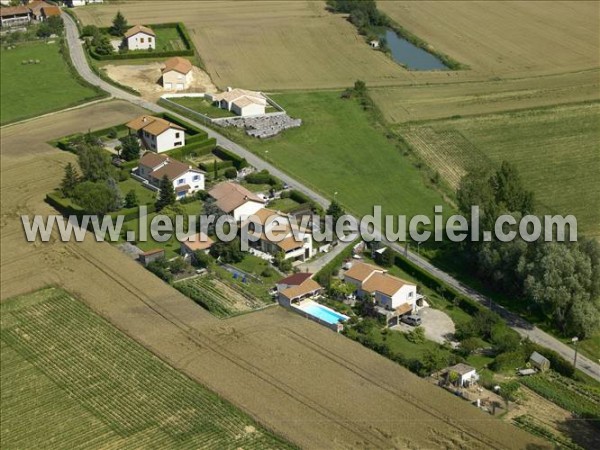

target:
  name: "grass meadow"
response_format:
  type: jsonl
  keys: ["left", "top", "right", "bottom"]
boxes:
{"left": 219, "top": 91, "right": 450, "bottom": 224}
{"left": 399, "top": 103, "right": 600, "bottom": 236}
{"left": 1, "top": 41, "right": 101, "bottom": 125}
{"left": 0, "top": 288, "right": 293, "bottom": 449}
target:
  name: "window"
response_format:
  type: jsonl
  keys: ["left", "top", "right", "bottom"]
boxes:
{"left": 175, "top": 132, "right": 180, "bottom": 138}
{"left": 174, "top": 141, "right": 182, "bottom": 147}
{"left": 148, "top": 37, "right": 153, "bottom": 42}
{"left": 408, "top": 291, "right": 414, "bottom": 297}
{"left": 178, "top": 179, "right": 184, "bottom": 185}
{"left": 140, "top": 37, "right": 145, "bottom": 43}
{"left": 193, "top": 175, "right": 200, "bottom": 181}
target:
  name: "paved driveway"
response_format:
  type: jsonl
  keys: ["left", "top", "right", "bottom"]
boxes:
{"left": 392, "top": 308, "right": 455, "bottom": 345}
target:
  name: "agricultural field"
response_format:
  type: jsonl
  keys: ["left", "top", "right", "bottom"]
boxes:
{"left": 379, "top": 1, "right": 600, "bottom": 77}
{"left": 0, "top": 41, "right": 103, "bottom": 125}
{"left": 73, "top": 1, "right": 413, "bottom": 90}
{"left": 398, "top": 103, "right": 600, "bottom": 236}
{"left": 153, "top": 26, "right": 187, "bottom": 52}
{"left": 1, "top": 288, "right": 293, "bottom": 449}
{"left": 174, "top": 275, "right": 271, "bottom": 318}
{"left": 217, "top": 90, "right": 451, "bottom": 222}
{"left": 0, "top": 102, "right": 545, "bottom": 450}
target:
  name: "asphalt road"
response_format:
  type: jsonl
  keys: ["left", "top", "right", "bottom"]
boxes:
{"left": 62, "top": 12, "right": 600, "bottom": 381}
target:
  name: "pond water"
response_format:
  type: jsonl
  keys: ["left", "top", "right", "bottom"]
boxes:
{"left": 380, "top": 29, "right": 448, "bottom": 71}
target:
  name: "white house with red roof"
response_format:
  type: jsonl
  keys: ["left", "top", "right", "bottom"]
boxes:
{"left": 211, "top": 88, "right": 268, "bottom": 117}
{"left": 208, "top": 181, "right": 265, "bottom": 221}
{"left": 125, "top": 25, "right": 155, "bottom": 50}
{"left": 137, "top": 152, "right": 204, "bottom": 199}
{"left": 126, "top": 115, "right": 185, "bottom": 153}
{"left": 162, "top": 57, "right": 193, "bottom": 91}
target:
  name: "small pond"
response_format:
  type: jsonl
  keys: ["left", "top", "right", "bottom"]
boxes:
{"left": 380, "top": 29, "right": 448, "bottom": 71}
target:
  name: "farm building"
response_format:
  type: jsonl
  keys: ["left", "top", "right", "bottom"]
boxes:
{"left": 343, "top": 261, "right": 420, "bottom": 318}
{"left": 208, "top": 182, "right": 265, "bottom": 221}
{"left": 241, "top": 208, "right": 314, "bottom": 262}
{"left": 278, "top": 278, "right": 323, "bottom": 308}
{"left": 136, "top": 152, "right": 205, "bottom": 199}
{"left": 125, "top": 25, "right": 155, "bottom": 51}
{"left": 211, "top": 88, "right": 268, "bottom": 117}
{"left": 0, "top": 6, "right": 31, "bottom": 27}
{"left": 139, "top": 248, "right": 165, "bottom": 266}
{"left": 27, "top": 1, "right": 56, "bottom": 21}
{"left": 445, "top": 364, "right": 479, "bottom": 387}
{"left": 180, "top": 232, "right": 214, "bottom": 259}
{"left": 162, "top": 57, "right": 193, "bottom": 91}
{"left": 529, "top": 352, "right": 551, "bottom": 371}
{"left": 126, "top": 115, "right": 185, "bottom": 152}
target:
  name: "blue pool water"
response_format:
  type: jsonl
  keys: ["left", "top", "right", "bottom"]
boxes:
{"left": 301, "top": 303, "right": 348, "bottom": 325}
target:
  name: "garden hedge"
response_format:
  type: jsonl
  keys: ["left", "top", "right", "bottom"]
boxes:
{"left": 212, "top": 146, "right": 248, "bottom": 170}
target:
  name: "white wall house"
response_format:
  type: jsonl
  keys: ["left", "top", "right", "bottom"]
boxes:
{"left": 211, "top": 88, "right": 268, "bottom": 117}
{"left": 162, "top": 57, "right": 193, "bottom": 91}
{"left": 344, "top": 261, "right": 417, "bottom": 312}
{"left": 242, "top": 208, "right": 314, "bottom": 262}
{"left": 69, "top": 0, "right": 104, "bottom": 6}
{"left": 126, "top": 115, "right": 185, "bottom": 153}
{"left": 446, "top": 364, "right": 479, "bottom": 387}
{"left": 137, "top": 152, "right": 205, "bottom": 199}
{"left": 208, "top": 182, "right": 266, "bottom": 221}
{"left": 125, "top": 25, "right": 155, "bottom": 51}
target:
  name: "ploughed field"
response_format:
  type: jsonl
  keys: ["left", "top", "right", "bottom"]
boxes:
{"left": 398, "top": 103, "right": 600, "bottom": 236}
{"left": 0, "top": 101, "right": 546, "bottom": 449}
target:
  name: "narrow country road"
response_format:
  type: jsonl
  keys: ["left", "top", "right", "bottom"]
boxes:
{"left": 62, "top": 13, "right": 600, "bottom": 381}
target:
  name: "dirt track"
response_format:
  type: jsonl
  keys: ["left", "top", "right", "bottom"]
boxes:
{"left": 0, "top": 101, "right": 547, "bottom": 448}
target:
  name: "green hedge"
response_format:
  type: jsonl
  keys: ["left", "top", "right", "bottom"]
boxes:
{"left": 199, "top": 160, "right": 233, "bottom": 172}
{"left": 289, "top": 189, "right": 311, "bottom": 205}
{"left": 46, "top": 191, "right": 85, "bottom": 217}
{"left": 164, "top": 138, "right": 216, "bottom": 161}
{"left": 314, "top": 239, "right": 359, "bottom": 286}
{"left": 212, "top": 146, "right": 248, "bottom": 170}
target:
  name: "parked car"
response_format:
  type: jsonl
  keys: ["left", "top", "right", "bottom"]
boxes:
{"left": 401, "top": 315, "right": 422, "bottom": 326}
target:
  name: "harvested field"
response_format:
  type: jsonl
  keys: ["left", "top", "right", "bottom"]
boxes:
{"left": 1, "top": 288, "right": 293, "bottom": 449}
{"left": 371, "top": 69, "right": 600, "bottom": 123}
{"left": 380, "top": 1, "right": 600, "bottom": 77}
{"left": 101, "top": 62, "right": 217, "bottom": 100}
{"left": 74, "top": 1, "right": 412, "bottom": 90}
{"left": 398, "top": 103, "right": 600, "bottom": 236}
{"left": 0, "top": 101, "right": 546, "bottom": 449}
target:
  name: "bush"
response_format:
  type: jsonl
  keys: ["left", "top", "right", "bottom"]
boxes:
{"left": 118, "top": 168, "right": 129, "bottom": 181}
{"left": 224, "top": 167, "right": 237, "bottom": 179}
{"left": 147, "top": 259, "right": 173, "bottom": 283}
{"left": 406, "top": 326, "right": 425, "bottom": 344}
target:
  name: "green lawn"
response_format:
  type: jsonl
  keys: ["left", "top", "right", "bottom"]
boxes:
{"left": 1, "top": 41, "right": 102, "bottom": 125}
{"left": 219, "top": 91, "right": 451, "bottom": 224}
{"left": 170, "top": 97, "right": 236, "bottom": 118}
{"left": 154, "top": 27, "right": 186, "bottom": 52}
{"left": 1, "top": 288, "right": 293, "bottom": 449}
{"left": 118, "top": 178, "right": 157, "bottom": 205}
{"left": 268, "top": 197, "right": 301, "bottom": 213}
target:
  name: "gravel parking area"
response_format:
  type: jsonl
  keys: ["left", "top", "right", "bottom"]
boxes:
{"left": 392, "top": 307, "right": 455, "bottom": 344}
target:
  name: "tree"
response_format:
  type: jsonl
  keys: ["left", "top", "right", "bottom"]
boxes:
{"left": 45, "top": 16, "right": 64, "bottom": 35}
{"left": 192, "top": 250, "right": 211, "bottom": 268}
{"left": 72, "top": 181, "right": 120, "bottom": 215}
{"left": 147, "top": 258, "right": 173, "bottom": 283}
{"left": 274, "top": 251, "right": 292, "bottom": 272}
{"left": 169, "top": 257, "right": 187, "bottom": 274}
{"left": 92, "top": 33, "right": 114, "bottom": 55}
{"left": 498, "top": 381, "right": 520, "bottom": 410}
{"left": 209, "top": 238, "right": 245, "bottom": 263}
{"left": 60, "top": 163, "right": 79, "bottom": 198}
{"left": 119, "top": 134, "right": 140, "bottom": 161}
{"left": 77, "top": 144, "right": 115, "bottom": 182}
{"left": 155, "top": 175, "right": 176, "bottom": 211}
{"left": 201, "top": 198, "right": 223, "bottom": 235}
{"left": 326, "top": 199, "right": 345, "bottom": 225}
{"left": 224, "top": 167, "right": 237, "bottom": 179}
{"left": 213, "top": 160, "right": 218, "bottom": 179}
{"left": 124, "top": 189, "right": 138, "bottom": 208}
{"left": 36, "top": 23, "right": 52, "bottom": 39}
{"left": 81, "top": 24, "right": 100, "bottom": 38}
{"left": 110, "top": 11, "right": 128, "bottom": 36}
{"left": 376, "top": 247, "right": 394, "bottom": 267}
{"left": 106, "top": 177, "right": 123, "bottom": 211}
{"left": 328, "top": 279, "right": 356, "bottom": 299}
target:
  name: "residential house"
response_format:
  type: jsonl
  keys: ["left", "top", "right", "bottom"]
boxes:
{"left": 124, "top": 24, "right": 155, "bottom": 50}
{"left": 162, "top": 57, "right": 193, "bottom": 91}
{"left": 211, "top": 88, "right": 267, "bottom": 117}
{"left": 276, "top": 272, "right": 314, "bottom": 293}
{"left": 278, "top": 277, "right": 322, "bottom": 308}
{"left": 41, "top": 5, "right": 60, "bottom": 20}
{"left": 137, "top": 152, "right": 205, "bottom": 199}
{"left": 0, "top": 6, "right": 31, "bottom": 27}
{"left": 343, "top": 261, "right": 419, "bottom": 324}
{"left": 445, "top": 364, "right": 479, "bottom": 387}
{"left": 242, "top": 208, "right": 314, "bottom": 261}
{"left": 180, "top": 232, "right": 213, "bottom": 260}
{"left": 27, "top": 1, "right": 55, "bottom": 21}
{"left": 68, "top": 0, "right": 104, "bottom": 6}
{"left": 208, "top": 181, "right": 265, "bottom": 221}
{"left": 126, "top": 115, "right": 185, "bottom": 153}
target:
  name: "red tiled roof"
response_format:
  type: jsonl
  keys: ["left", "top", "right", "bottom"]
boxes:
{"left": 278, "top": 272, "right": 313, "bottom": 286}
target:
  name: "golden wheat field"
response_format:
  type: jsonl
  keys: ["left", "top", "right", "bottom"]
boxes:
{"left": 0, "top": 101, "right": 546, "bottom": 449}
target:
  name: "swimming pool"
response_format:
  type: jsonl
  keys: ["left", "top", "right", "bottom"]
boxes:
{"left": 298, "top": 302, "right": 349, "bottom": 325}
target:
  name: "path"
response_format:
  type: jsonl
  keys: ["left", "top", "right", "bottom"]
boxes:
{"left": 62, "top": 12, "right": 600, "bottom": 381}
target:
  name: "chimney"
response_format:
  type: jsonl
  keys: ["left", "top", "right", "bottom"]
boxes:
{"left": 227, "top": 86, "right": 232, "bottom": 92}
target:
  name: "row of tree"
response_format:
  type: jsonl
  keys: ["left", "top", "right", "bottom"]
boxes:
{"left": 457, "top": 162, "right": 600, "bottom": 337}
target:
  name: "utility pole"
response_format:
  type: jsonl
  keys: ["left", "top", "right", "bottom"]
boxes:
{"left": 572, "top": 337, "right": 579, "bottom": 368}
